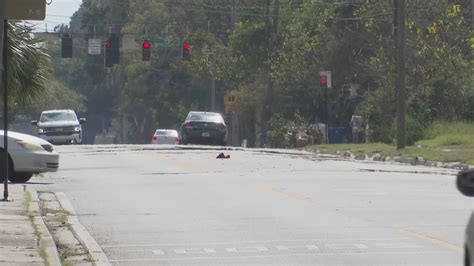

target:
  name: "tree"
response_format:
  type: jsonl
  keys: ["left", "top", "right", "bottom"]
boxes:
{"left": 0, "top": 22, "right": 53, "bottom": 126}
{"left": 6, "top": 22, "right": 52, "bottom": 106}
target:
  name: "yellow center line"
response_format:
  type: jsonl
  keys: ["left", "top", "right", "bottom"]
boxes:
{"left": 152, "top": 152, "right": 202, "bottom": 172}
{"left": 398, "top": 228, "right": 463, "bottom": 254}
{"left": 255, "top": 185, "right": 332, "bottom": 208}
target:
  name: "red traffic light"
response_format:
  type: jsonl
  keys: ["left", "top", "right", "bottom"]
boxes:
{"left": 143, "top": 41, "right": 151, "bottom": 49}
{"left": 182, "top": 43, "right": 191, "bottom": 61}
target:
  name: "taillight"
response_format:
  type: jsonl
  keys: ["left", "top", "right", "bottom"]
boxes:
{"left": 152, "top": 135, "right": 157, "bottom": 141}
{"left": 175, "top": 136, "right": 180, "bottom": 142}
{"left": 218, "top": 123, "right": 226, "bottom": 129}
{"left": 185, "top": 122, "right": 193, "bottom": 129}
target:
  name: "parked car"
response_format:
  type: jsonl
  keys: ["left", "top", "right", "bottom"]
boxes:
{"left": 151, "top": 129, "right": 180, "bottom": 145}
{"left": 31, "top": 109, "right": 86, "bottom": 145}
{"left": 456, "top": 169, "right": 474, "bottom": 266}
{"left": 179, "top": 111, "right": 227, "bottom": 146}
{"left": 0, "top": 131, "right": 59, "bottom": 183}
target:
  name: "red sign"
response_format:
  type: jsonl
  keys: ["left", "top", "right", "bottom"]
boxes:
{"left": 319, "top": 75, "right": 327, "bottom": 87}
{"left": 319, "top": 71, "right": 332, "bottom": 88}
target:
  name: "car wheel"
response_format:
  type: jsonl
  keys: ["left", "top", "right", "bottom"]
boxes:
{"left": 9, "top": 173, "right": 33, "bottom": 184}
{"left": 0, "top": 149, "right": 13, "bottom": 181}
{"left": 466, "top": 245, "right": 471, "bottom": 266}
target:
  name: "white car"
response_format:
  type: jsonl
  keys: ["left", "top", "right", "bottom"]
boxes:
{"left": 151, "top": 129, "right": 180, "bottom": 145}
{"left": 0, "top": 131, "right": 59, "bottom": 183}
{"left": 456, "top": 169, "right": 474, "bottom": 266}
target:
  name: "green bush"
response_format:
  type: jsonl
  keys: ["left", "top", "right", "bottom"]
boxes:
{"left": 267, "top": 114, "right": 289, "bottom": 148}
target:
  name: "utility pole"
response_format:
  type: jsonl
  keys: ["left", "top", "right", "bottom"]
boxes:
{"left": 0, "top": 0, "right": 8, "bottom": 201}
{"left": 395, "top": 0, "right": 406, "bottom": 150}
{"left": 231, "top": 0, "right": 240, "bottom": 30}
{"left": 210, "top": 51, "right": 216, "bottom": 112}
{"left": 207, "top": 20, "right": 216, "bottom": 112}
{"left": 262, "top": 0, "right": 279, "bottom": 132}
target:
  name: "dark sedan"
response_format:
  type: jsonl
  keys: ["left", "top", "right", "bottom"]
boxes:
{"left": 179, "top": 111, "right": 228, "bottom": 146}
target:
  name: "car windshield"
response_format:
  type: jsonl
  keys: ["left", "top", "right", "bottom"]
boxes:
{"left": 187, "top": 113, "right": 223, "bottom": 123}
{"left": 40, "top": 112, "right": 77, "bottom": 122}
{"left": 156, "top": 130, "right": 177, "bottom": 136}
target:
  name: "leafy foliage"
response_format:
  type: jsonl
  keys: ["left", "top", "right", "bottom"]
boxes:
{"left": 49, "top": 0, "right": 473, "bottom": 145}
{"left": 7, "top": 23, "right": 52, "bottom": 106}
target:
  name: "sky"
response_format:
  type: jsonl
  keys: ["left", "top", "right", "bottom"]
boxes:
{"left": 33, "top": 0, "right": 82, "bottom": 32}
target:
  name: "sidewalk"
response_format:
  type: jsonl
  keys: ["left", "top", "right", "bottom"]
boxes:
{"left": 0, "top": 184, "right": 61, "bottom": 266}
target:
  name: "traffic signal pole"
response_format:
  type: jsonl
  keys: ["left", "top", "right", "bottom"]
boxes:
{"left": 1, "top": 9, "right": 10, "bottom": 201}
{"left": 210, "top": 50, "right": 216, "bottom": 112}
{"left": 395, "top": 0, "right": 406, "bottom": 150}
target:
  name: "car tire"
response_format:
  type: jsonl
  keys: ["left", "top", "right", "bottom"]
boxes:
{"left": 465, "top": 245, "right": 471, "bottom": 266}
{"left": 9, "top": 173, "right": 33, "bottom": 184}
{"left": 0, "top": 149, "right": 13, "bottom": 181}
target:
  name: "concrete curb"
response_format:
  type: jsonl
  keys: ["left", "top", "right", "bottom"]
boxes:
{"left": 55, "top": 192, "right": 111, "bottom": 266}
{"left": 310, "top": 149, "right": 472, "bottom": 171}
{"left": 28, "top": 190, "right": 62, "bottom": 266}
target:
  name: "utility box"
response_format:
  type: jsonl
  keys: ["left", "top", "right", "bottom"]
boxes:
{"left": 329, "top": 127, "right": 346, "bottom": 144}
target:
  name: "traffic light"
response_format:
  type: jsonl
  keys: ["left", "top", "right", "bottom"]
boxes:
{"left": 142, "top": 40, "right": 151, "bottom": 61}
{"left": 61, "top": 34, "right": 72, "bottom": 58}
{"left": 104, "top": 35, "right": 120, "bottom": 67}
{"left": 109, "top": 35, "right": 120, "bottom": 64}
{"left": 182, "top": 43, "right": 191, "bottom": 61}
{"left": 104, "top": 40, "right": 113, "bottom": 67}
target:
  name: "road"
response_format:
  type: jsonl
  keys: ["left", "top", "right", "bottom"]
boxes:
{"left": 31, "top": 145, "right": 471, "bottom": 265}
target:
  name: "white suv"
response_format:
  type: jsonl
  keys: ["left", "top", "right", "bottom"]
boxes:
{"left": 31, "top": 109, "right": 86, "bottom": 145}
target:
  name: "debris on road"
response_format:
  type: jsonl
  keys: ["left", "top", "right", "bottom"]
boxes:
{"left": 216, "top": 152, "right": 230, "bottom": 159}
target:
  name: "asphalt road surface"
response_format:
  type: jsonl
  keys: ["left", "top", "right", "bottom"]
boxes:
{"left": 31, "top": 145, "right": 471, "bottom": 265}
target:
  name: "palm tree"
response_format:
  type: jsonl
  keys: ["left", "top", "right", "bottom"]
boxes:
{"left": 4, "top": 22, "right": 52, "bottom": 106}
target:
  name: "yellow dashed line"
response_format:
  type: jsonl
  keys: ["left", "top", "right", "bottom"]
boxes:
{"left": 398, "top": 228, "right": 463, "bottom": 254}
{"left": 152, "top": 153, "right": 202, "bottom": 172}
{"left": 255, "top": 185, "right": 331, "bottom": 208}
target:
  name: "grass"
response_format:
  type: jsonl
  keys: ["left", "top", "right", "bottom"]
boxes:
{"left": 39, "top": 247, "right": 50, "bottom": 266}
{"left": 307, "top": 121, "right": 474, "bottom": 165}
{"left": 23, "top": 191, "right": 32, "bottom": 214}
{"left": 23, "top": 192, "right": 51, "bottom": 266}
{"left": 62, "top": 260, "right": 74, "bottom": 266}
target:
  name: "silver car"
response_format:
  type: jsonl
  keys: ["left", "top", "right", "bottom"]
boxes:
{"left": 151, "top": 129, "right": 180, "bottom": 145}
{"left": 456, "top": 169, "right": 474, "bottom": 266}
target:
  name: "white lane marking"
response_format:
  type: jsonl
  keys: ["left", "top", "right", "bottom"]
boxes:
{"left": 174, "top": 248, "right": 216, "bottom": 254}
{"left": 325, "top": 243, "right": 369, "bottom": 250}
{"left": 275, "top": 245, "right": 319, "bottom": 251}
{"left": 152, "top": 250, "right": 165, "bottom": 255}
{"left": 112, "top": 241, "right": 426, "bottom": 255}
{"left": 375, "top": 243, "right": 424, "bottom": 249}
{"left": 108, "top": 251, "right": 453, "bottom": 262}
{"left": 101, "top": 238, "right": 411, "bottom": 248}
{"left": 352, "top": 192, "right": 388, "bottom": 196}
{"left": 226, "top": 246, "right": 269, "bottom": 253}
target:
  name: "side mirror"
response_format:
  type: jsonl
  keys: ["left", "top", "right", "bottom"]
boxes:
{"left": 31, "top": 120, "right": 38, "bottom": 126}
{"left": 79, "top": 118, "right": 86, "bottom": 124}
{"left": 457, "top": 169, "right": 474, "bottom": 197}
